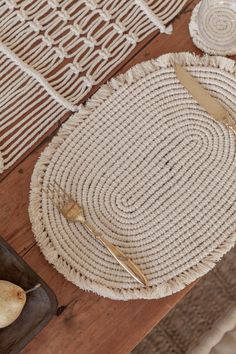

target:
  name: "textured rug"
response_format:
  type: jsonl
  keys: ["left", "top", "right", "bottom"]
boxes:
{"left": 132, "top": 245, "right": 236, "bottom": 354}
{"left": 0, "top": 0, "right": 187, "bottom": 173}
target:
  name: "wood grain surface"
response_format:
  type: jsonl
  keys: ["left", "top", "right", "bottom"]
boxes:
{"left": 1, "top": 0, "right": 235, "bottom": 353}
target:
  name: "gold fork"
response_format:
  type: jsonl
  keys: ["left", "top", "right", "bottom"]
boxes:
{"left": 43, "top": 182, "right": 147, "bottom": 286}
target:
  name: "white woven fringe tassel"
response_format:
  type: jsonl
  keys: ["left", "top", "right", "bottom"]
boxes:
{"left": 134, "top": 0, "right": 173, "bottom": 34}
{"left": 0, "top": 51, "right": 68, "bottom": 172}
{"left": 0, "top": 41, "right": 79, "bottom": 112}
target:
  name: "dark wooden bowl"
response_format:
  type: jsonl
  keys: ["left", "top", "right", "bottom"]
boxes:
{"left": 0, "top": 236, "right": 57, "bottom": 354}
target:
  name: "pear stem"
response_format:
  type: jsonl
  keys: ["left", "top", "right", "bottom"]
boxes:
{"left": 25, "top": 283, "right": 41, "bottom": 294}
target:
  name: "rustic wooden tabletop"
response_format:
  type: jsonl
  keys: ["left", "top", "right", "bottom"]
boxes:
{"left": 1, "top": 0, "right": 235, "bottom": 353}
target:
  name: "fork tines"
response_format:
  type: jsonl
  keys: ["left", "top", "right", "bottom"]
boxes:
{"left": 42, "top": 181, "right": 73, "bottom": 210}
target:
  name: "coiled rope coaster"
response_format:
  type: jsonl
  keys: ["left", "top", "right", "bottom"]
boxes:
{"left": 189, "top": 1, "right": 236, "bottom": 56}
{"left": 29, "top": 52, "right": 236, "bottom": 300}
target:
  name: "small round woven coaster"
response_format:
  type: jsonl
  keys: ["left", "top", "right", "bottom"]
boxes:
{"left": 189, "top": 2, "right": 236, "bottom": 56}
{"left": 29, "top": 52, "right": 236, "bottom": 300}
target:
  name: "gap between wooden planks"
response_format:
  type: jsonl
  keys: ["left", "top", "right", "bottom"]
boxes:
{"left": 0, "top": 1, "right": 218, "bottom": 353}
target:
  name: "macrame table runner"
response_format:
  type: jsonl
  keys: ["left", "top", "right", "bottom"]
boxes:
{"left": 29, "top": 52, "right": 236, "bottom": 300}
{"left": 0, "top": 0, "right": 187, "bottom": 174}
{"left": 189, "top": 1, "right": 236, "bottom": 56}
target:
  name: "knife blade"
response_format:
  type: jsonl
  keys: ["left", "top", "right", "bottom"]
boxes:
{"left": 174, "top": 63, "right": 236, "bottom": 134}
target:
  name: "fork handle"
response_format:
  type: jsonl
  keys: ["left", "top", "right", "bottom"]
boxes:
{"left": 83, "top": 222, "right": 147, "bottom": 286}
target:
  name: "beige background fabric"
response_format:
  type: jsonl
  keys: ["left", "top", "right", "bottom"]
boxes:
{"left": 132, "top": 246, "right": 236, "bottom": 354}
{"left": 29, "top": 52, "right": 236, "bottom": 300}
{"left": 210, "top": 322, "right": 236, "bottom": 354}
{"left": 190, "top": 307, "right": 236, "bottom": 354}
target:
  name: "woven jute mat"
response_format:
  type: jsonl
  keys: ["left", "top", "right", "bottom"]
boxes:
{"left": 29, "top": 52, "right": 236, "bottom": 300}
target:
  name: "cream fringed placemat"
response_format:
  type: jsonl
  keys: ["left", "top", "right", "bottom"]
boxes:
{"left": 0, "top": 0, "right": 188, "bottom": 174}
{"left": 29, "top": 52, "right": 236, "bottom": 300}
{"left": 189, "top": 1, "right": 236, "bottom": 56}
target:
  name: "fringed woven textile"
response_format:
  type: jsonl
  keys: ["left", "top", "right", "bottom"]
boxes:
{"left": 29, "top": 53, "right": 236, "bottom": 300}
{"left": 0, "top": 0, "right": 187, "bottom": 173}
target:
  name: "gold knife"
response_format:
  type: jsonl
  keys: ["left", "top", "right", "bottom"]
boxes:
{"left": 174, "top": 63, "right": 236, "bottom": 134}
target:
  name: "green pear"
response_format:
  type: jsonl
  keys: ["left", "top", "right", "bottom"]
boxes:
{"left": 0, "top": 280, "right": 41, "bottom": 328}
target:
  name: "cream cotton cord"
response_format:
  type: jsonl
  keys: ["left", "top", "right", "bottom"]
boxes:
{"left": 0, "top": 0, "right": 187, "bottom": 172}
{"left": 29, "top": 52, "right": 236, "bottom": 300}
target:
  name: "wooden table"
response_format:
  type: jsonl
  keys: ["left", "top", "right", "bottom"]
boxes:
{"left": 1, "top": 0, "right": 234, "bottom": 353}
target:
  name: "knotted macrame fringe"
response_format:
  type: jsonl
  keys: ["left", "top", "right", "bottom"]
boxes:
{"left": 134, "top": 0, "right": 173, "bottom": 34}
{"left": 0, "top": 0, "right": 187, "bottom": 173}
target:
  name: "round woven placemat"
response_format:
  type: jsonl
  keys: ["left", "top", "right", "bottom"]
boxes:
{"left": 189, "top": 2, "right": 236, "bottom": 56}
{"left": 29, "top": 52, "right": 236, "bottom": 300}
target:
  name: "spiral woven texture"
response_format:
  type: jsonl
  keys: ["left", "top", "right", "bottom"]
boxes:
{"left": 29, "top": 53, "right": 236, "bottom": 300}
{"left": 189, "top": 1, "right": 236, "bottom": 55}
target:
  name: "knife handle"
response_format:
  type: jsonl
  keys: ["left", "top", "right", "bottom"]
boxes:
{"left": 222, "top": 112, "right": 236, "bottom": 134}
{"left": 83, "top": 222, "right": 147, "bottom": 286}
